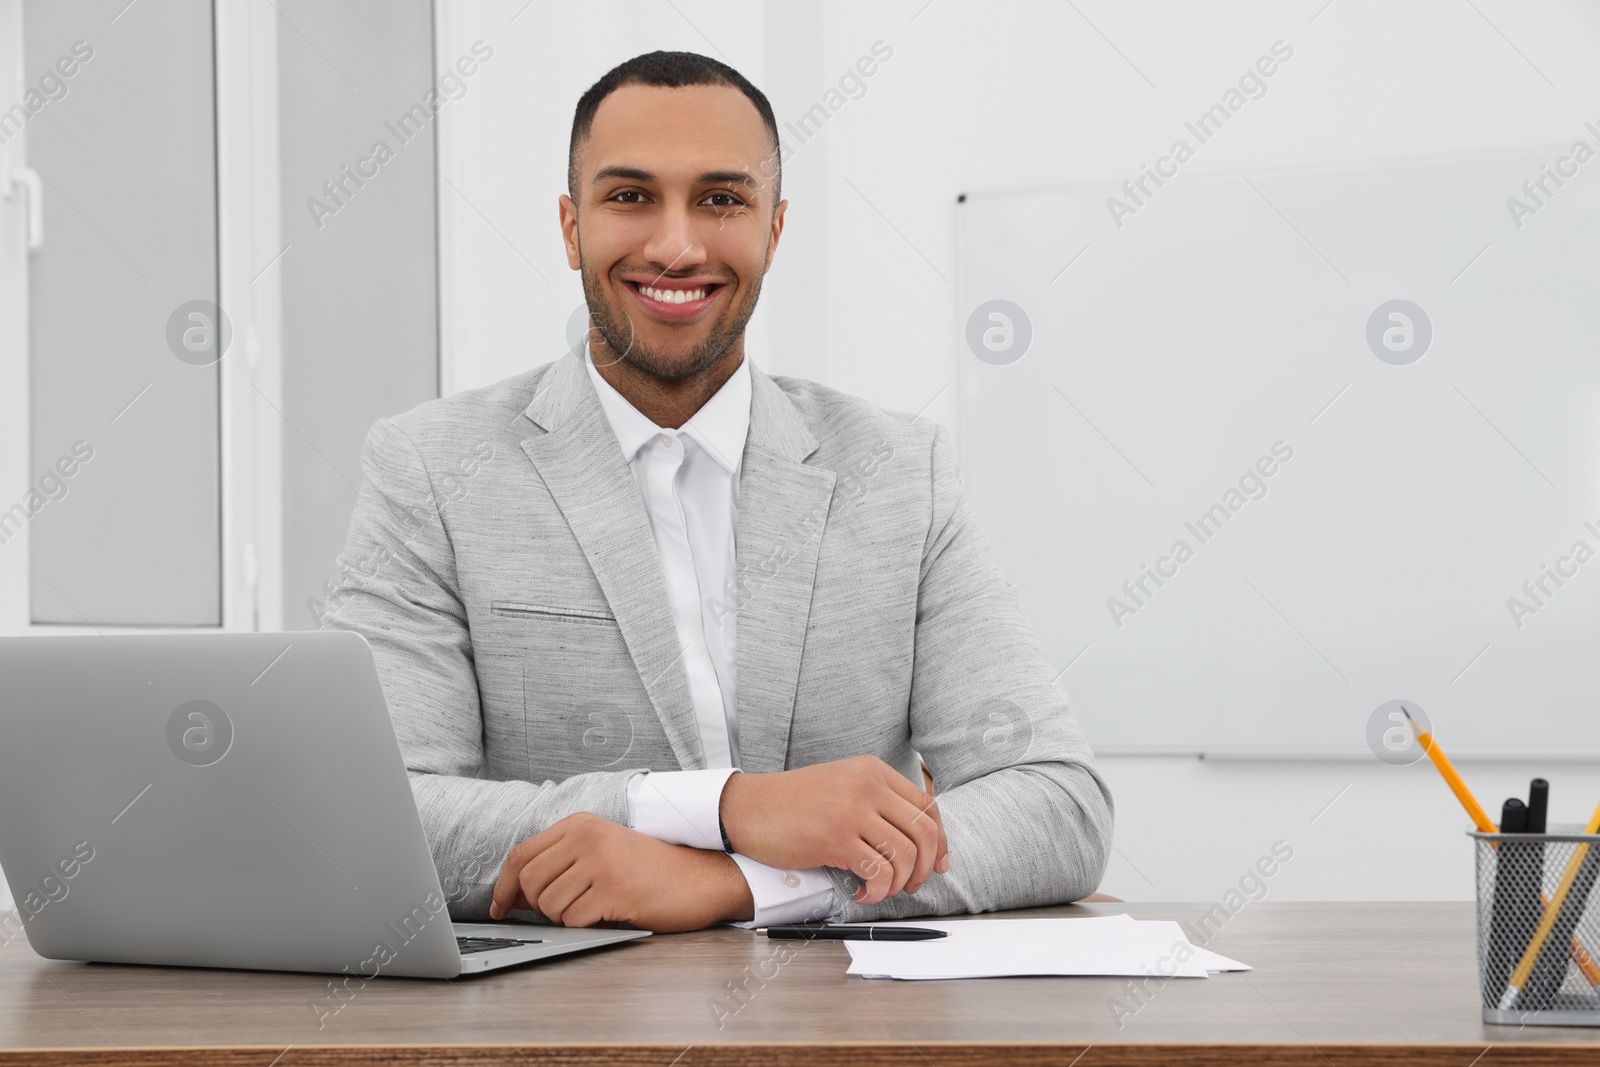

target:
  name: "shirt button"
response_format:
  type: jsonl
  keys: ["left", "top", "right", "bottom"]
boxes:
{"left": 784, "top": 872, "right": 801, "bottom": 889}
{"left": 658, "top": 434, "right": 672, "bottom": 446}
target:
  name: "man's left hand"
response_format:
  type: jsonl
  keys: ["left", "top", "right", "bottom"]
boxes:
{"left": 487, "top": 813, "right": 754, "bottom": 932}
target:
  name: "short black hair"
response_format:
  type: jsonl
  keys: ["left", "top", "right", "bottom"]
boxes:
{"left": 568, "top": 50, "right": 781, "bottom": 204}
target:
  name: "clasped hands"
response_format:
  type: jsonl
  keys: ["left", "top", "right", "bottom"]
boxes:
{"left": 488, "top": 756, "right": 949, "bottom": 932}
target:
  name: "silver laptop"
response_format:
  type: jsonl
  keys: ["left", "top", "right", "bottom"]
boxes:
{"left": 0, "top": 631, "right": 649, "bottom": 977}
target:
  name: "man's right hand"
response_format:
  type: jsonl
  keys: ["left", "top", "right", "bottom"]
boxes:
{"left": 718, "top": 756, "right": 951, "bottom": 905}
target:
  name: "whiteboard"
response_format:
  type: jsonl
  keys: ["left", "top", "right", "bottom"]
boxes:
{"left": 958, "top": 152, "right": 1600, "bottom": 758}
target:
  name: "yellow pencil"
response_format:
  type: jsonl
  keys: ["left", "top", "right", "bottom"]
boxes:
{"left": 1497, "top": 797, "right": 1600, "bottom": 1010}
{"left": 1401, "top": 708, "right": 1600, "bottom": 992}
{"left": 1402, "top": 706, "right": 1495, "bottom": 832}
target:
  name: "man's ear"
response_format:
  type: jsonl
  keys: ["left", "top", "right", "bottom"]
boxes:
{"left": 763, "top": 198, "right": 787, "bottom": 274}
{"left": 559, "top": 193, "right": 581, "bottom": 271}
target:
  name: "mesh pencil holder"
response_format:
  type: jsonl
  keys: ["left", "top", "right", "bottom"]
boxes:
{"left": 1473, "top": 826, "right": 1600, "bottom": 1026}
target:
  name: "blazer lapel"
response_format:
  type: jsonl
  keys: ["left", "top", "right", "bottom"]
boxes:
{"left": 518, "top": 354, "right": 705, "bottom": 771}
{"left": 734, "top": 365, "right": 837, "bottom": 773}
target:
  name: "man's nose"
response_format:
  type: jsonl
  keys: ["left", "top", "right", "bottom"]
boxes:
{"left": 642, "top": 202, "right": 706, "bottom": 273}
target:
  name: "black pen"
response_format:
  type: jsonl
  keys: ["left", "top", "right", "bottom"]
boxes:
{"left": 757, "top": 924, "right": 948, "bottom": 941}
{"left": 1526, "top": 778, "right": 1549, "bottom": 834}
{"left": 1487, "top": 797, "right": 1533, "bottom": 998}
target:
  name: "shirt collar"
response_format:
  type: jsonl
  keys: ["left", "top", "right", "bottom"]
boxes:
{"left": 585, "top": 341, "right": 751, "bottom": 475}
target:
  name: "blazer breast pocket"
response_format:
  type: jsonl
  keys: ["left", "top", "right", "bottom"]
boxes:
{"left": 485, "top": 600, "right": 664, "bottom": 779}
{"left": 490, "top": 600, "right": 616, "bottom": 624}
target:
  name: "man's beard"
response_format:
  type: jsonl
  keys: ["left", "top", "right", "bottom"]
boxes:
{"left": 578, "top": 255, "right": 762, "bottom": 381}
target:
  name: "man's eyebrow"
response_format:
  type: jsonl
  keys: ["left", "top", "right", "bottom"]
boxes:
{"left": 590, "top": 165, "right": 759, "bottom": 191}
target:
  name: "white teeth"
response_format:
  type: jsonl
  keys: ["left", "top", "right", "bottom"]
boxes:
{"left": 639, "top": 285, "right": 706, "bottom": 304}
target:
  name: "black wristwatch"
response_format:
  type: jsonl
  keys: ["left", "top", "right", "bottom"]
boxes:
{"left": 719, "top": 814, "right": 733, "bottom": 853}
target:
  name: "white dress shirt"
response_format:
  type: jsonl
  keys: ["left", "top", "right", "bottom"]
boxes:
{"left": 585, "top": 345, "right": 838, "bottom": 926}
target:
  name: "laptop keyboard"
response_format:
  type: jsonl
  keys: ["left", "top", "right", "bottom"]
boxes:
{"left": 456, "top": 936, "right": 545, "bottom": 955}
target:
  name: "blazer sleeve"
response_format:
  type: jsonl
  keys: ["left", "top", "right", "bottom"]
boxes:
{"left": 321, "top": 417, "right": 645, "bottom": 922}
{"left": 824, "top": 424, "right": 1115, "bottom": 920}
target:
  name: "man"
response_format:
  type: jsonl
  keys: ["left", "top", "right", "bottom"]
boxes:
{"left": 325, "top": 51, "right": 1112, "bottom": 933}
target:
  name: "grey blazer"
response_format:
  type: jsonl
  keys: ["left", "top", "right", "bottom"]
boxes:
{"left": 323, "top": 351, "right": 1113, "bottom": 922}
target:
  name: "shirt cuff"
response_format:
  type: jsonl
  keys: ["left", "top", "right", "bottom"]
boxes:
{"left": 624, "top": 768, "right": 738, "bottom": 851}
{"left": 725, "top": 856, "right": 840, "bottom": 928}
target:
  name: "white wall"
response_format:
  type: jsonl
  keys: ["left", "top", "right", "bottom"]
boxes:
{"left": 275, "top": 0, "right": 440, "bottom": 632}
{"left": 435, "top": 0, "right": 1600, "bottom": 902}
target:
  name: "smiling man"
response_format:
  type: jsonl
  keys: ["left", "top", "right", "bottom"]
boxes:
{"left": 326, "top": 51, "right": 1112, "bottom": 932}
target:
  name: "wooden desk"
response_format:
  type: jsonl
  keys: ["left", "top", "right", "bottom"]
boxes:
{"left": 0, "top": 902, "right": 1596, "bottom": 1065}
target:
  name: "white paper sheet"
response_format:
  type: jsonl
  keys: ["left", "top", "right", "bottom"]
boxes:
{"left": 842, "top": 915, "right": 1251, "bottom": 981}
